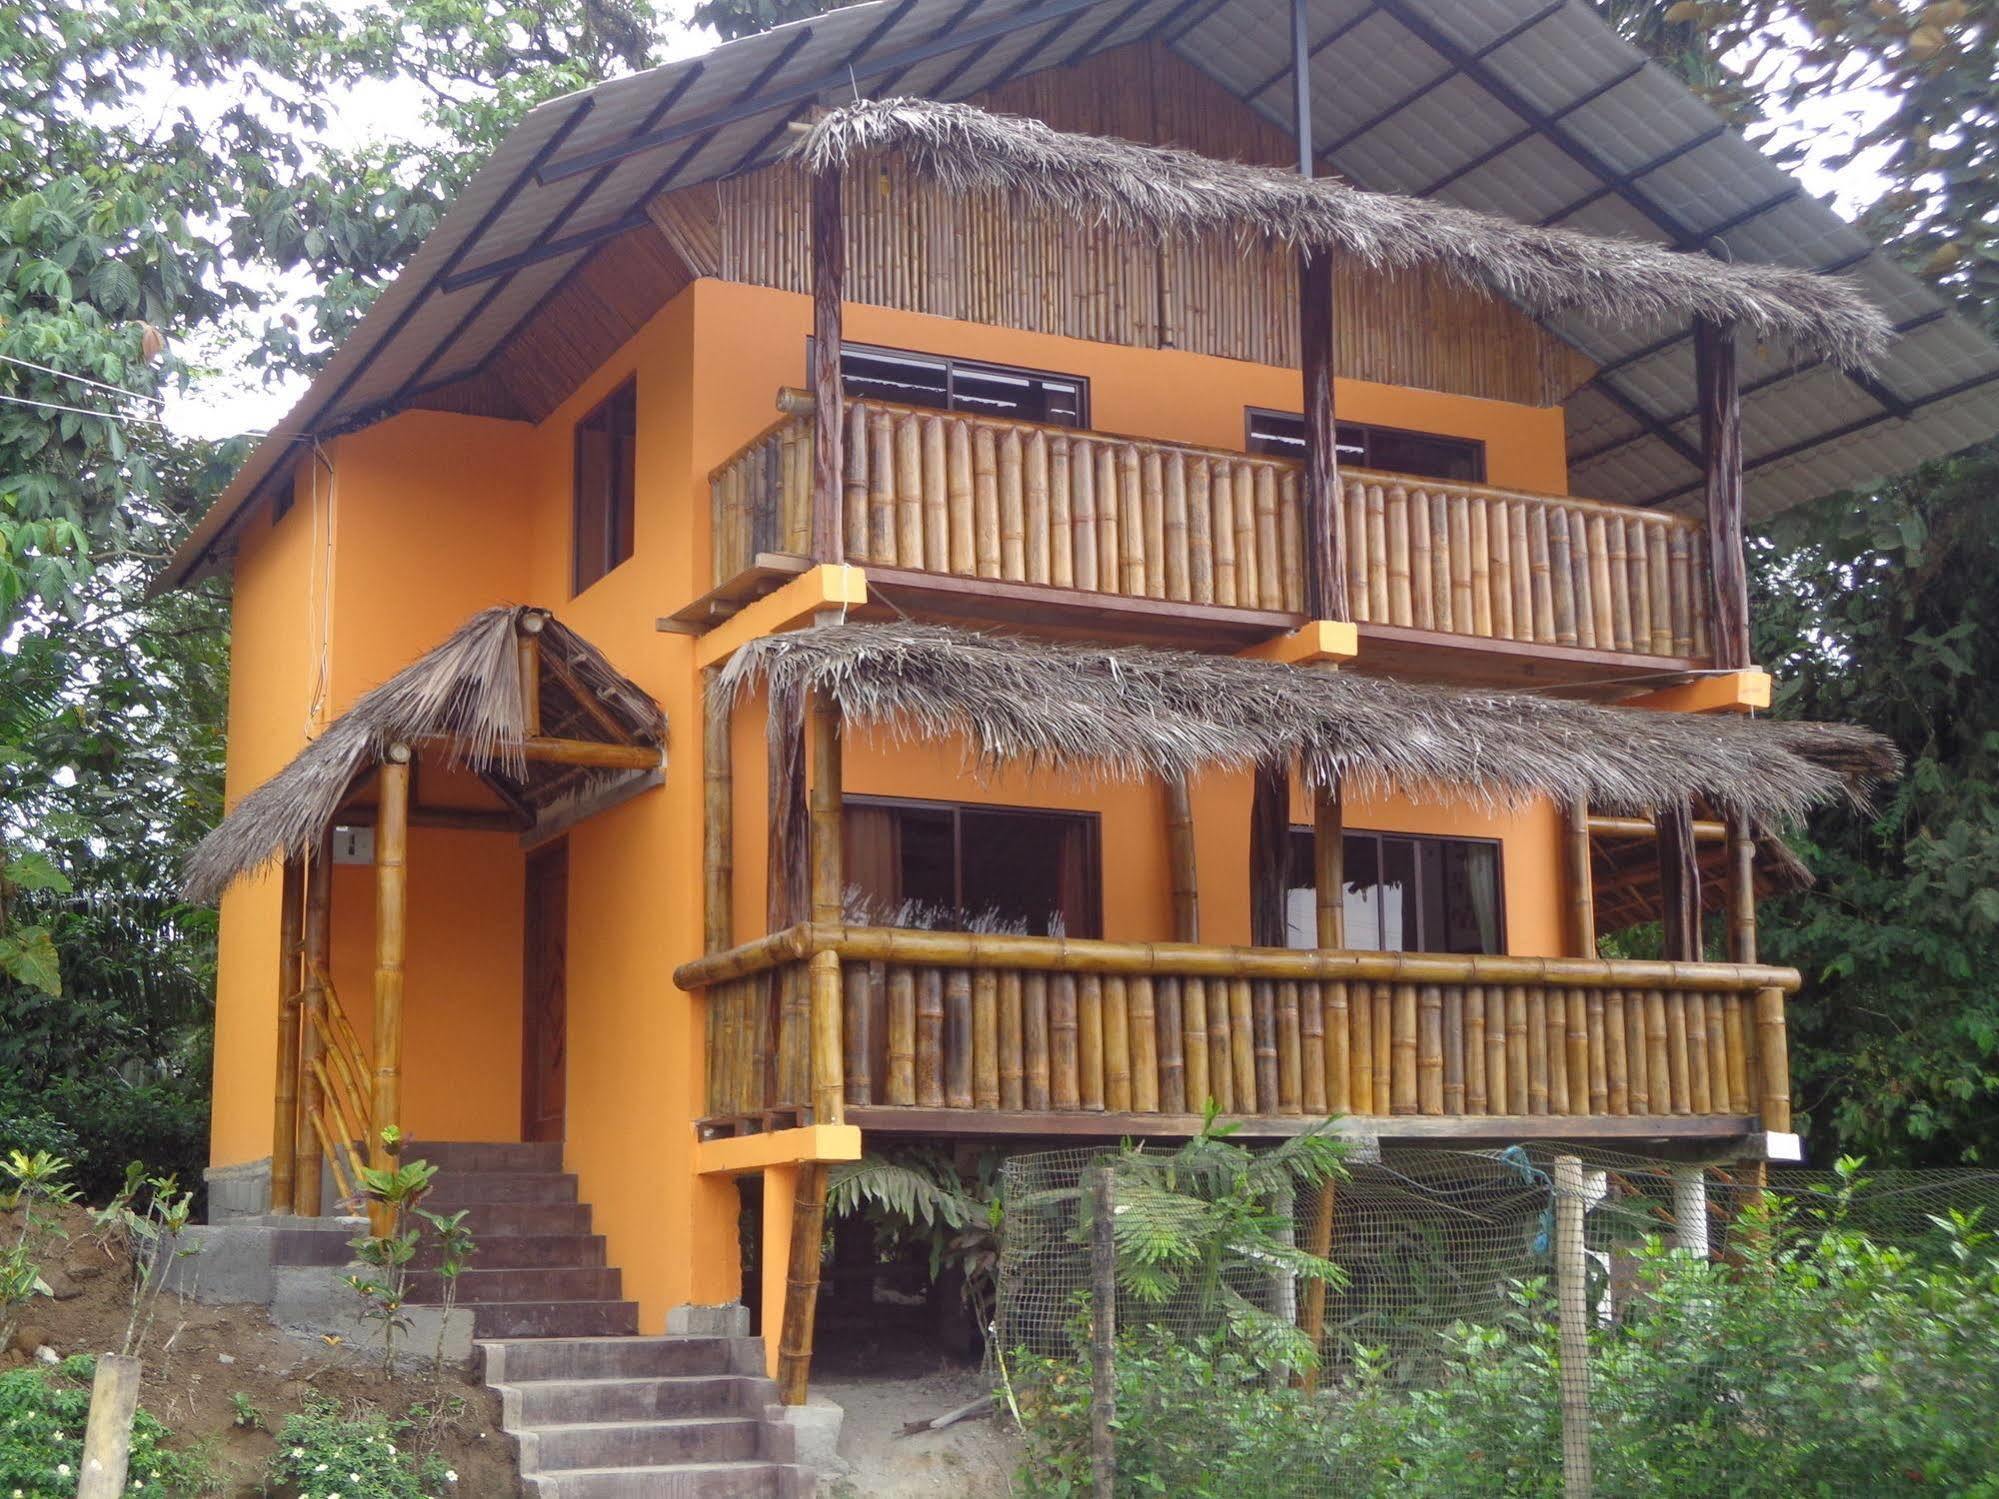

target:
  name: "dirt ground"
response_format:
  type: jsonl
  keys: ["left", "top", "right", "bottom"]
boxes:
{"left": 4, "top": 1203, "right": 515, "bottom": 1496}
{"left": 811, "top": 1338, "right": 1023, "bottom": 1499}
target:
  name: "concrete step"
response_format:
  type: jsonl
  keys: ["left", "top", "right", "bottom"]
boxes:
{"left": 450, "top": 1201, "right": 593, "bottom": 1236}
{"left": 406, "top": 1140, "right": 564, "bottom": 1173}
{"left": 522, "top": 1461, "right": 785, "bottom": 1499}
{"left": 406, "top": 1265, "right": 623, "bottom": 1305}
{"left": 425, "top": 1171, "right": 579, "bottom": 1206}
{"left": 526, "top": 1416, "right": 761, "bottom": 1471}
{"left": 484, "top": 1336, "right": 737, "bottom": 1383}
{"left": 270, "top": 1225, "right": 362, "bottom": 1266}
{"left": 510, "top": 1375, "right": 763, "bottom": 1425}
{"left": 471, "top": 1300, "right": 640, "bottom": 1339}
{"left": 413, "top": 1232, "right": 605, "bottom": 1270}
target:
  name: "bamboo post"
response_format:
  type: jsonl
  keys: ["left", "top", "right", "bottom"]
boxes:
{"left": 270, "top": 855, "right": 305, "bottom": 1215}
{"left": 808, "top": 691, "right": 843, "bottom": 925}
{"left": 1314, "top": 777, "right": 1344, "bottom": 951}
{"left": 1726, "top": 813, "right": 1757, "bottom": 965}
{"left": 810, "top": 166, "right": 845, "bottom": 563}
{"left": 1553, "top": 1155, "right": 1594, "bottom": 1499}
{"left": 1166, "top": 774, "right": 1200, "bottom": 943}
{"left": 77, "top": 1352, "right": 142, "bottom": 1499}
{"left": 1656, "top": 800, "right": 1703, "bottom": 962}
{"left": 1089, "top": 1165, "right": 1117, "bottom": 1499}
{"left": 516, "top": 613, "right": 542, "bottom": 736}
{"left": 1298, "top": 1180, "right": 1335, "bottom": 1394}
{"left": 703, "top": 667, "right": 734, "bottom": 954}
{"left": 1755, "top": 985, "right": 1791, "bottom": 1132}
{"left": 777, "top": 1161, "right": 829, "bottom": 1404}
{"left": 1696, "top": 317, "right": 1750, "bottom": 670}
{"left": 1298, "top": 247, "right": 1348, "bottom": 620}
{"left": 370, "top": 747, "right": 411, "bottom": 1226}
{"left": 294, "top": 834, "right": 332, "bottom": 1217}
{"left": 810, "top": 950, "right": 844, "bottom": 1125}
{"left": 1565, "top": 795, "right": 1595, "bottom": 958}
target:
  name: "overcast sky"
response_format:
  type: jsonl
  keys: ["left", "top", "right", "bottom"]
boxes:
{"left": 159, "top": 14, "right": 1898, "bottom": 444}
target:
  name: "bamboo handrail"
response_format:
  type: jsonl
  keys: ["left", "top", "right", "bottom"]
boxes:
{"left": 675, "top": 923, "right": 1802, "bottom": 996}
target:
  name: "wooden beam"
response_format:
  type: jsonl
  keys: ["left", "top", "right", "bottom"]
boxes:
{"left": 517, "top": 737, "right": 661, "bottom": 769}
{"left": 693, "top": 563, "right": 868, "bottom": 669}
{"left": 810, "top": 166, "right": 845, "bottom": 564}
{"left": 844, "top": 1104, "right": 1762, "bottom": 1142}
{"left": 694, "top": 1123, "right": 862, "bottom": 1175}
{"left": 1239, "top": 619, "right": 1358, "bottom": 667}
{"left": 1589, "top": 813, "right": 1727, "bottom": 843}
{"left": 1656, "top": 799, "right": 1703, "bottom": 961}
{"left": 1249, "top": 762, "right": 1290, "bottom": 949}
{"left": 294, "top": 836, "right": 332, "bottom": 1217}
{"left": 370, "top": 747, "right": 411, "bottom": 1229}
{"left": 703, "top": 666, "right": 734, "bottom": 954}
{"left": 1298, "top": 248, "right": 1348, "bottom": 622}
{"left": 1696, "top": 318, "right": 1752, "bottom": 670}
{"left": 1623, "top": 670, "right": 1770, "bottom": 715}
{"left": 269, "top": 856, "right": 305, "bottom": 1215}
{"left": 768, "top": 691, "right": 809, "bottom": 935}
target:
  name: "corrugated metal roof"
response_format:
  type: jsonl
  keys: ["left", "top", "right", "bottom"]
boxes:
{"left": 161, "top": 0, "right": 1999, "bottom": 588}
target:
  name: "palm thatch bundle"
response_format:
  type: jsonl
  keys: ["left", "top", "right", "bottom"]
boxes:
{"left": 791, "top": 98, "right": 1890, "bottom": 369}
{"left": 716, "top": 622, "right": 1896, "bottom": 823}
{"left": 184, "top": 606, "right": 663, "bottom": 903}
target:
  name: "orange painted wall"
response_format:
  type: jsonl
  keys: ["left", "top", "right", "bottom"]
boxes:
{"left": 212, "top": 271, "right": 1577, "bottom": 1327}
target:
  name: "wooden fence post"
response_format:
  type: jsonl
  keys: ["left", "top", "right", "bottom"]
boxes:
{"left": 1089, "top": 1165, "right": 1117, "bottom": 1499}
{"left": 77, "top": 1352, "right": 141, "bottom": 1498}
{"left": 1554, "top": 1154, "right": 1593, "bottom": 1499}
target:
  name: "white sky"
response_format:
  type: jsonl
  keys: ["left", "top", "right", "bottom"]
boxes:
{"left": 159, "top": 16, "right": 1899, "bottom": 445}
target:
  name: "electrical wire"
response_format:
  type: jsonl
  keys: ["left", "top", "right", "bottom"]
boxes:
{"left": 0, "top": 351, "right": 170, "bottom": 408}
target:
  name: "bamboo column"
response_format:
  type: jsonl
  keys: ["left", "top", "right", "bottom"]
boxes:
{"left": 294, "top": 833, "right": 333, "bottom": 1217}
{"left": 1166, "top": 774, "right": 1200, "bottom": 943}
{"left": 808, "top": 690, "right": 845, "bottom": 1114}
{"left": 1298, "top": 1181, "right": 1335, "bottom": 1394}
{"left": 1656, "top": 800, "right": 1703, "bottom": 962}
{"left": 810, "top": 165, "right": 845, "bottom": 563}
{"left": 776, "top": 1160, "right": 829, "bottom": 1405}
{"left": 1298, "top": 246, "right": 1348, "bottom": 622}
{"left": 1725, "top": 814, "right": 1756, "bottom": 964}
{"left": 370, "top": 746, "right": 412, "bottom": 1227}
{"left": 703, "top": 667, "right": 733, "bottom": 954}
{"left": 1564, "top": 795, "right": 1595, "bottom": 958}
{"left": 516, "top": 613, "right": 543, "bottom": 736}
{"left": 269, "top": 855, "right": 305, "bottom": 1215}
{"left": 1314, "top": 777, "right": 1344, "bottom": 951}
{"left": 1696, "top": 316, "right": 1750, "bottom": 670}
{"left": 1553, "top": 1155, "right": 1594, "bottom": 1497}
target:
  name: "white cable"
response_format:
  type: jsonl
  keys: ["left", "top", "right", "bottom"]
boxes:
{"left": 0, "top": 352, "right": 170, "bottom": 407}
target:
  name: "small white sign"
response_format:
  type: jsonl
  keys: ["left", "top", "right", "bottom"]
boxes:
{"left": 331, "top": 825, "right": 375, "bottom": 865}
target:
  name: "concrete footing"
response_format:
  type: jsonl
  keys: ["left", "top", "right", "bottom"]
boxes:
{"left": 666, "top": 1301, "right": 751, "bottom": 1337}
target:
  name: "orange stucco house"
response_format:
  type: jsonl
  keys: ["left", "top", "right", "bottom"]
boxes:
{"left": 161, "top": 2, "right": 1991, "bottom": 1476}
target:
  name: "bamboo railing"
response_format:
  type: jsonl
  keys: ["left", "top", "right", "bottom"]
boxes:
{"left": 301, "top": 961, "right": 372, "bottom": 1203}
{"left": 709, "top": 397, "right": 1714, "bottom": 659}
{"left": 684, "top": 926, "right": 1795, "bottom": 1130}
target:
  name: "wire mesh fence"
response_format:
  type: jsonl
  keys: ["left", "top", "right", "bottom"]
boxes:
{"left": 994, "top": 1139, "right": 1999, "bottom": 1497}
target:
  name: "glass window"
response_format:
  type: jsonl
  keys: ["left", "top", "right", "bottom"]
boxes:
{"left": 573, "top": 379, "right": 637, "bottom": 592}
{"left": 1246, "top": 408, "right": 1485, "bottom": 484}
{"left": 1283, "top": 829, "right": 1503, "bottom": 954}
{"left": 835, "top": 343, "right": 1087, "bottom": 426}
{"left": 843, "top": 797, "right": 1099, "bottom": 938}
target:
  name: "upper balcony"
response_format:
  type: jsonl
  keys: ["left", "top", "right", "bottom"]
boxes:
{"left": 701, "top": 393, "right": 1715, "bottom": 688}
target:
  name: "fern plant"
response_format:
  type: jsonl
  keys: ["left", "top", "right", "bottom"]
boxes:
{"left": 827, "top": 1147, "right": 1003, "bottom": 1328}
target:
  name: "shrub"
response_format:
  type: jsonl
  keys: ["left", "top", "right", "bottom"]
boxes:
{"left": 266, "top": 1396, "right": 456, "bottom": 1499}
{"left": 0, "top": 1356, "right": 212, "bottom": 1497}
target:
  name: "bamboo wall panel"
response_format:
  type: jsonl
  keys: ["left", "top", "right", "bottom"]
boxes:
{"left": 695, "top": 935, "right": 1783, "bottom": 1125}
{"left": 712, "top": 399, "right": 1713, "bottom": 661}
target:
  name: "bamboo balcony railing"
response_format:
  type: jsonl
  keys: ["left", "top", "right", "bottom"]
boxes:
{"left": 680, "top": 925, "right": 1796, "bottom": 1134}
{"left": 709, "top": 396, "right": 1715, "bottom": 660}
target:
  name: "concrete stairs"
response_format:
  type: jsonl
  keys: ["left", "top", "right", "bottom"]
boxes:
{"left": 483, "top": 1334, "right": 816, "bottom": 1497}
{"left": 400, "top": 1141, "right": 639, "bottom": 1339}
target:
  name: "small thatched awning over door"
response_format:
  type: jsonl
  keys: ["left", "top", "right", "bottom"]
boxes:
{"left": 717, "top": 621, "right": 1895, "bottom": 825}
{"left": 185, "top": 606, "right": 664, "bottom": 901}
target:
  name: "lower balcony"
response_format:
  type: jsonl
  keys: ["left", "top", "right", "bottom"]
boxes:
{"left": 678, "top": 924, "right": 1796, "bottom": 1148}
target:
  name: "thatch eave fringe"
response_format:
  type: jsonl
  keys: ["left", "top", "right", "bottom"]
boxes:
{"left": 716, "top": 622, "right": 1897, "bottom": 825}
{"left": 790, "top": 99, "right": 1891, "bottom": 370}
{"left": 183, "top": 606, "right": 664, "bottom": 904}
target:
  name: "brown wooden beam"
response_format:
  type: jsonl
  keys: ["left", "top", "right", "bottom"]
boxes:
{"left": 1297, "top": 247, "right": 1348, "bottom": 621}
{"left": 810, "top": 166, "right": 845, "bottom": 564}
{"left": 844, "top": 1104, "right": 1762, "bottom": 1142}
{"left": 1696, "top": 317, "right": 1751, "bottom": 670}
{"left": 703, "top": 666, "right": 734, "bottom": 954}
{"left": 517, "top": 736, "right": 660, "bottom": 769}
{"left": 1249, "top": 762, "right": 1290, "bottom": 948}
{"left": 1656, "top": 799, "right": 1703, "bottom": 961}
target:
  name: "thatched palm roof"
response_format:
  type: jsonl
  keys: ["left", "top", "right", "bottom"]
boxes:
{"left": 184, "top": 606, "right": 663, "bottom": 902}
{"left": 717, "top": 622, "right": 1896, "bottom": 823}
{"left": 791, "top": 99, "right": 1890, "bottom": 370}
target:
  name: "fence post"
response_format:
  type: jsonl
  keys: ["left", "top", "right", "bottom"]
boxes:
{"left": 1672, "top": 1165, "right": 1710, "bottom": 1257}
{"left": 78, "top": 1352, "right": 141, "bottom": 1498}
{"left": 1090, "top": 1164, "right": 1117, "bottom": 1499}
{"left": 1553, "top": 1154, "right": 1593, "bottom": 1499}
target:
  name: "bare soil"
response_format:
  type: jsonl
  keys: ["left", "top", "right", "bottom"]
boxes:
{"left": 810, "top": 1339, "right": 1022, "bottom": 1499}
{"left": 4, "top": 1203, "right": 515, "bottom": 1496}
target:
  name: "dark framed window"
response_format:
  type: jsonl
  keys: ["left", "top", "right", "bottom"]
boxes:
{"left": 573, "top": 379, "right": 637, "bottom": 593}
{"left": 843, "top": 795, "right": 1100, "bottom": 938}
{"left": 1245, "top": 407, "right": 1486, "bottom": 484}
{"left": 828, "top": 342, "right": 1089, "bottom": 427}
{"left": 1282, "top": 829, "right": 1504, "bottom": 954}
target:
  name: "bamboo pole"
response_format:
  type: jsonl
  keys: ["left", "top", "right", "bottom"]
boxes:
{"left": 702, "top": 667, "right": 733, "bottom": 955}
{"left": 1553, "top": 1156, "right": 1594, "bottom": 1498}
{"left": 1656, "top": 800, "right": 1703, "bottom": 962}
{"left": 1418, "top": 984, "right": 1444, "bottom": 1115}
{"left": 1157, "top": 977, "right": 1187, "bottom": 1113}
{"left": 1299, "top": 1182, "right": 1335, "bottom": 1394}
{"left": 1166, "top": 775, "right": 1200, "bottom": 943}
{"left": 270, "top": 855, "right": 305, "bottom": 1215}
{"left": 369, "top": 749, "right": 411, "bottom": 1183}
{"left": 999, "top": 970, "right": 1025, "bottom": 1110}
{"left": 777, "top": 1162, "right": 829, "bottom": 1405}
{"left": 886, "top": 968, "right": 916, "bottom": 1104}
{"left": 1130, "top": 976, "right": 1160, "bottom": 1113}
{"left": 1392, "top": 983, "right": 1419, "bottom": 1115}
{"left": 916, "top": 969, "right": 945, "bottom": 1107}
{"left": 1698, "top": 317, "right": 1752, "bottom": 670}
{"left": 1506, "top": 984, "right": 1528, "bottom": 1114}
{"left": 1249, "top": 763, "right": 1289, "bottom": 950}
{"left": 1298, "top": 245, "right": 1347, "bottom": 620}
{"left": 1755, "top": 986, "right": 1791, "bottom": 1131}
{"left": 1050, "top": 972, "right": 1080, "bottom": 1109}
{"left": 1079, "top": 974, "right": 1106, "bottom": 1110}
{"left": 1565, "top": 795, "right": 1596, "bottom": 959}
{"left": 808, "top": 691, "right": 843, "bottom": 925}
{"left": 945, "top": 969, "right": 974, "bottom": 1109}
{"left": 1300, "top": 980, "right": 1327, "bottom": 1114}
{"left": 896, "top": 413, "right": 923, "bottom": 567}
{"left": 1230, "top": 979, "right": 1257, "bottom": 1112}
{"left": 811, "top": 950, "right": 845, "bottom": 1125}
{"left": 1184, "top": 976, "right": 1212, "bottom": 1111}
{"left": 1348, "top": 981, "right": 1373, "bottom": 1114}
{"left": 809, "top": 166, "right": 844, "bottom": 564}
{"left": 1089, "top": 1167, "right": 1117, "bottom": 1499}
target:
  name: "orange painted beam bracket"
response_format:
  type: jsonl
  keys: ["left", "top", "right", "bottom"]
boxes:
{"left": 1624, "top": 668, "right": 1770, "bottom": 716}
{"left": 1238, "top": 619, "right": 1360, "bottom": 668}
{"left": 694, "top": 564, "right": 868, "bottom": 670}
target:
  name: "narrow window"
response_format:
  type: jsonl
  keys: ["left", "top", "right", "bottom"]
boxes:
{"left": 843, "top": 796, "right": 1100, "bottom": 938}
{"left": 1283, "top": 829, "right": 1504, "bottom": 954}
{"left": 1246, "top": 408, "right": 1485, "bottom": 484}
{"left": 832, "top": 342, "right": 1088, "bottom": 427}
{"left": 573, "top": 379, "right": 637, "bottom": 593}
